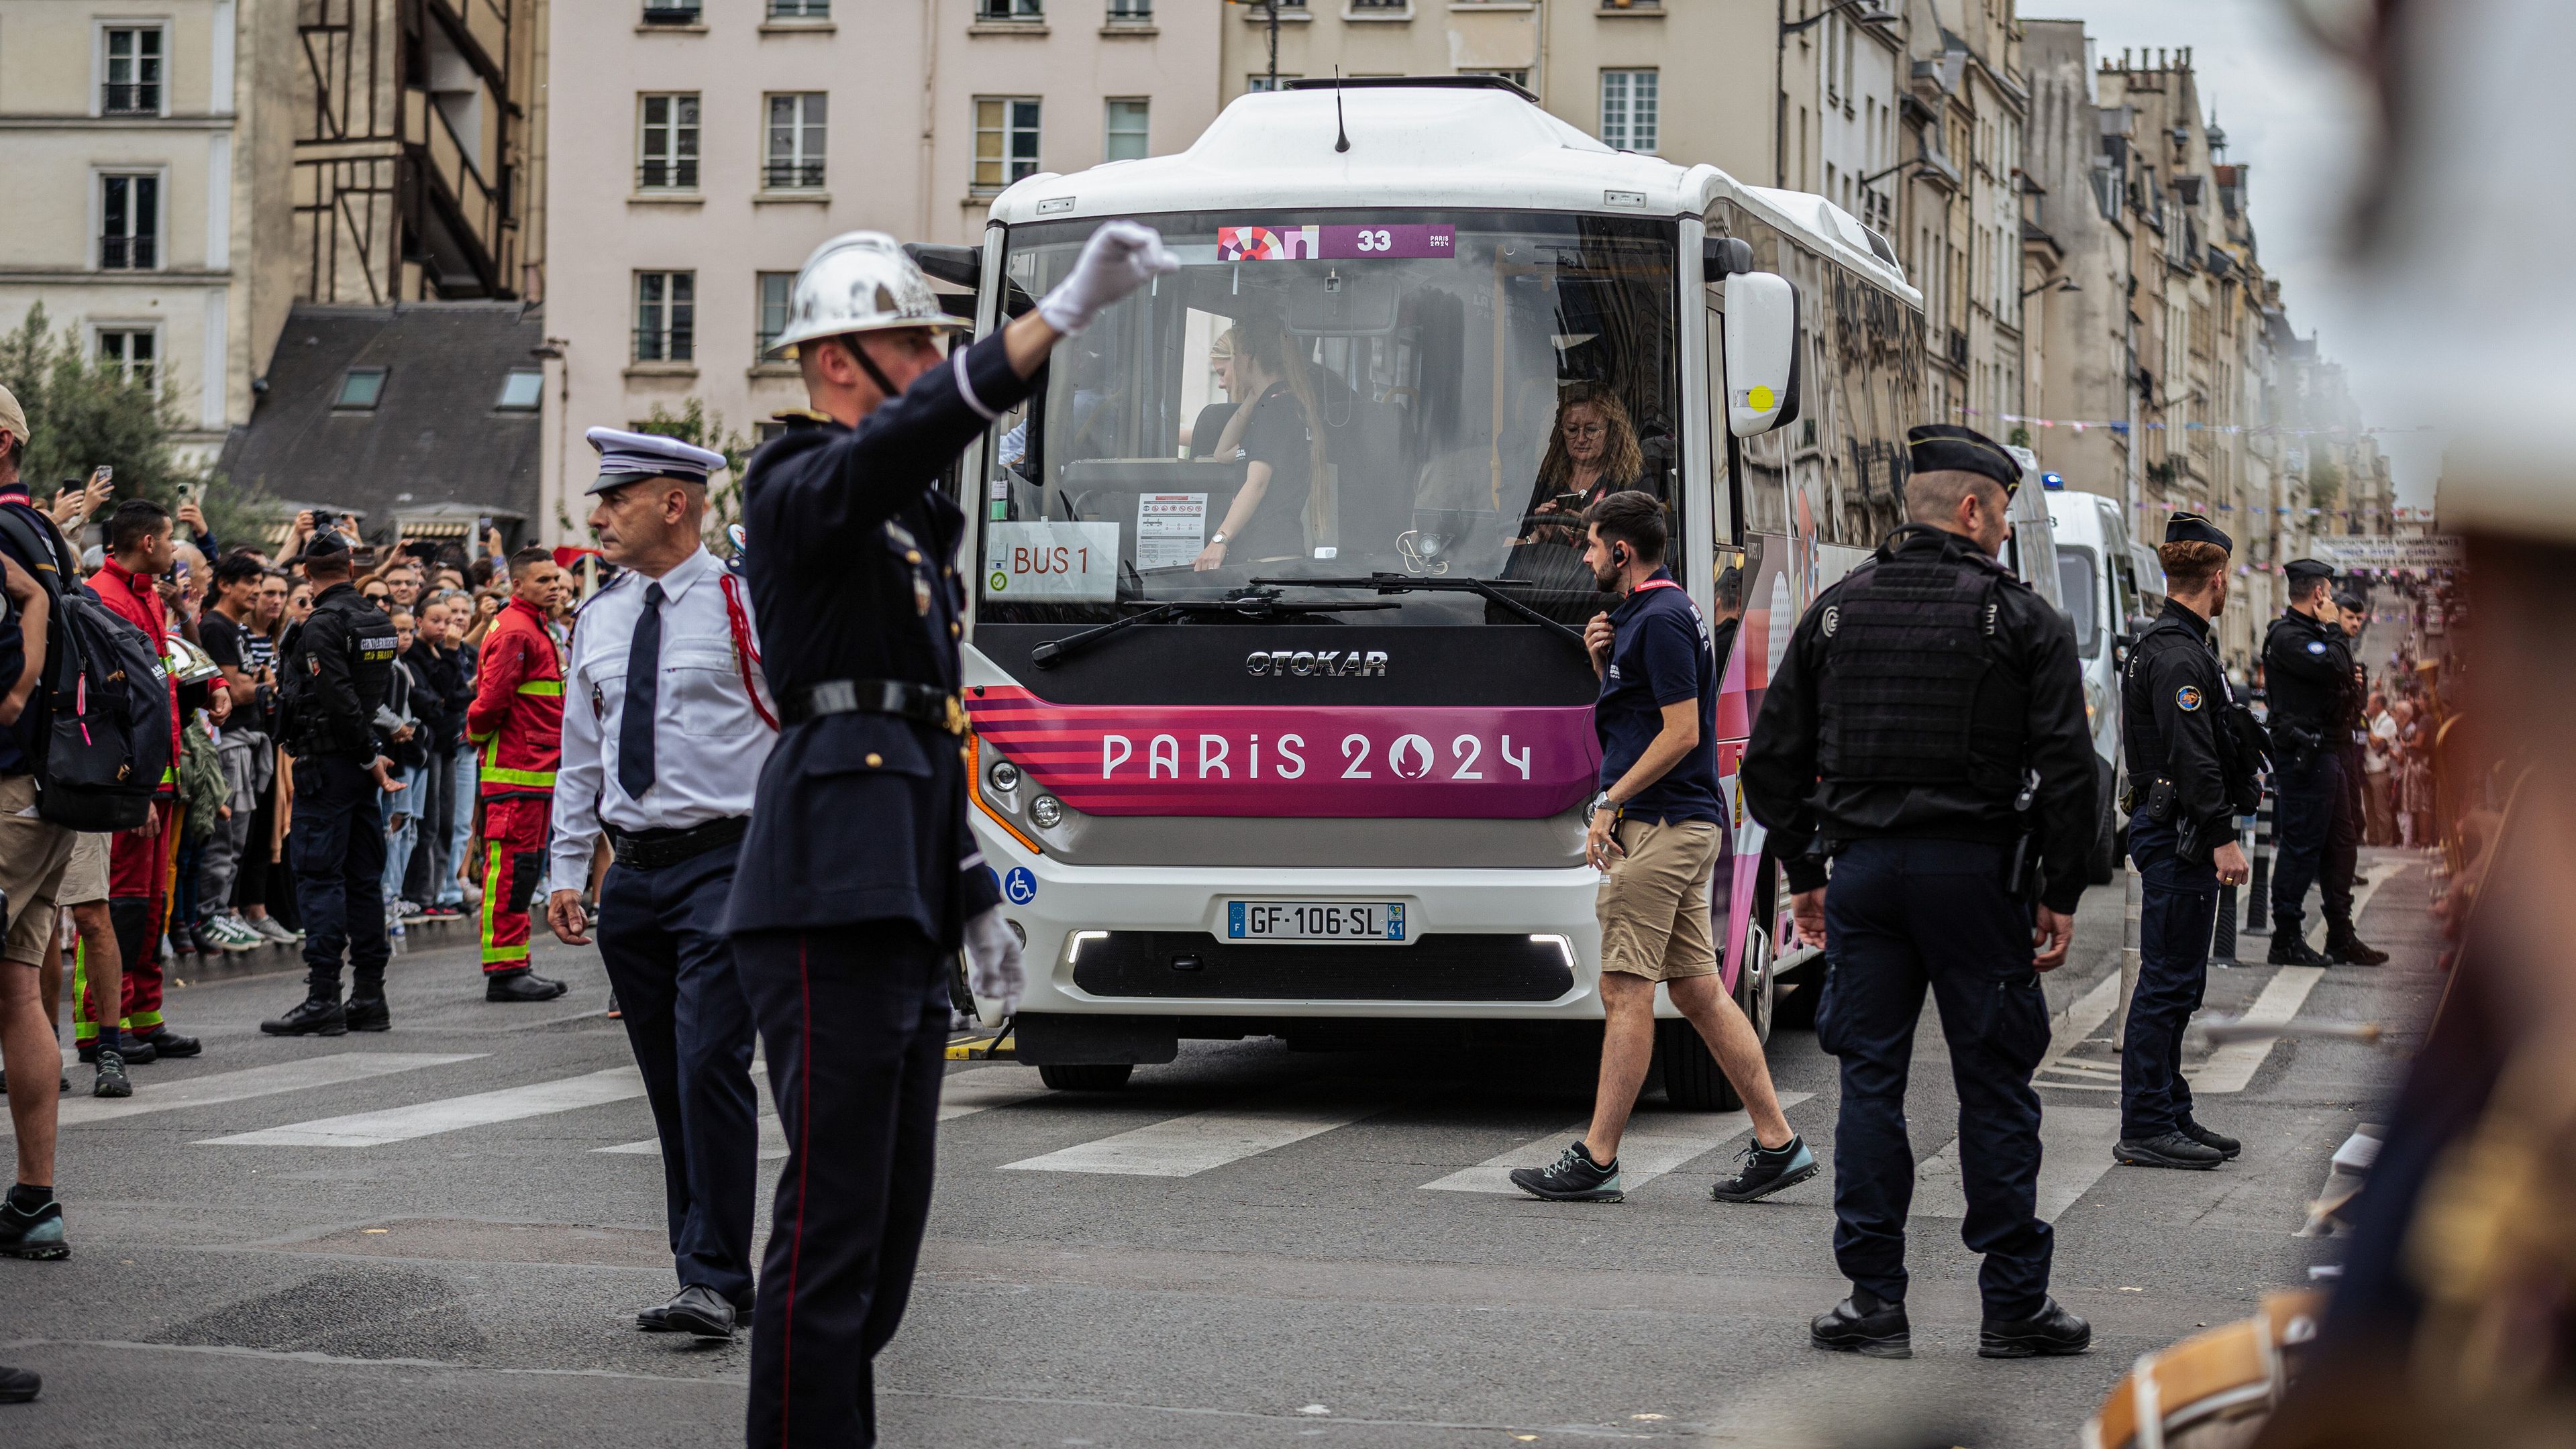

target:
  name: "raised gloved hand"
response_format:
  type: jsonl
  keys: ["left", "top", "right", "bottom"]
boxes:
{"left": 1036, "top": 221, "right": 1180, "bottom": 337}
{"left": 962, "top": 906, "right": 1025, "bottom": 1028}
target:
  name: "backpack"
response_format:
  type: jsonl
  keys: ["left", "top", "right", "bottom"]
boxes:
{"left": 32, "top": 583, "right": 172, "bottom": 831}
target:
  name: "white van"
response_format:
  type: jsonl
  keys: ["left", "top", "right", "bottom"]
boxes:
{"left": 2045, "top": 484, "right": 2163, "bottom": 881}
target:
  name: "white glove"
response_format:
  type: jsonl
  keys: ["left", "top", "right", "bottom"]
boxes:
{"left": 962, "top": 906, "right": 1025, "bottom": 1028}
{"left": 1035, "top": 221, "right": 1180, "bottom": 337}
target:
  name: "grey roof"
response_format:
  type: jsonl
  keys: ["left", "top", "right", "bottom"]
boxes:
{"left": 217, "top": 303, "right": 546, "bottom": 545}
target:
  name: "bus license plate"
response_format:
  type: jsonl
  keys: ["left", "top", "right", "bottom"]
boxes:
{"left": 1227, "top": 901, "right": 1406, "bottom": 943}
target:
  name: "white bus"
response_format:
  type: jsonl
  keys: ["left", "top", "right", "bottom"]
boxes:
{"left": 955, "top": 77, "right": 1926, "bottom": 1105}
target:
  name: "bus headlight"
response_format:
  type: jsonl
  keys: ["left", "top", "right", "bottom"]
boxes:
{"left": 1030, "top": 795, "right": 1064, "bottom": 828}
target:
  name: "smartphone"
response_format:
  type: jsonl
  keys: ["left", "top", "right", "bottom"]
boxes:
{"left": 92, "top": 465, "right": 113, "bottom": 487}
{"left": 475, "top": 516, "right": 493, "bottom": 557}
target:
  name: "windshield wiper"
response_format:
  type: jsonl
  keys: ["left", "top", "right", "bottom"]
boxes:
{"left": 1250, "top": 573, "right": 1591, "bottom": 653}
{"left": 1031, "top": 590, "right": 1400, "bottom": 668}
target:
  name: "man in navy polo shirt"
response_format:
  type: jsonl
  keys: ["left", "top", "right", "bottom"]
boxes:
{"left": 1510, "top": 490, "right": 1813, "bottom": 1205}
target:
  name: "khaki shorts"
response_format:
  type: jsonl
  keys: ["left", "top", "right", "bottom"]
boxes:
{"left": 0, "top": 774, "right": 76, "bottom": 966}
{"left": 1596, "top": 816, "right": 1722, "bottom": 982}
{"left": 60, "top": 830, "right": 111, "bottom": 908}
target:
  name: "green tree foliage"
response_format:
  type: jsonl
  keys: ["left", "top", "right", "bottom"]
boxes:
{"left": 2307, "top": 453, "right": 2345, "bottom": 513}
{"left": 634, "top": 397, "right": 754, "bottom": 550}
{"left": 0, "top": 304, "right": 273, "bottom": 547}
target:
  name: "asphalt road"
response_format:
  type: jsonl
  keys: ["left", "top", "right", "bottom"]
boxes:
{"left": 0, "top": 855, "right": 2436, "bottom": 1448}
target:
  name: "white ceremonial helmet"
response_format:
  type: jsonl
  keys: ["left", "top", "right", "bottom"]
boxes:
{"left": 2345, "top": 0, "right": 2576, "bottom": 543}
{"left": 764, "top": 231, "right": 965, "bottom": 360}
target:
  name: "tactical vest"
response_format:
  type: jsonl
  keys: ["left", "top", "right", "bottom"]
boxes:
{"left": 1814, "top": 543, "right": 2025, "bottom": 794}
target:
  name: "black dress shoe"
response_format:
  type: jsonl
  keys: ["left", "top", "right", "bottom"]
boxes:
{"left": 2326, "top": 933, "right": 2391, "bottom": 967}
{"left": 262, "top": 998, "right": 348, "bottom": 1036}
{"left": 659, "top": 1284, "right": 737, "bottom": 1340}
{"left": 1980, "top": 1297, "right": 2092, "bottom": 1358}
{"left": 344, "top": 997, "right": 393, "bottom": 1032}
{"left": 485, "top": 969, "right": 569, "bottom": 1004}
{"left": 134, "top": 1027, "right": 199, "bottom": 1058}
{"left": 2180, "top": 1119, "right": 2243, "bottom": 1160}
{"left": 1812, "top": 1295, "right": 1911, "bottom": 1359}
{"left": 2268, "top": 936, "right": 2332, "bottom": 967}
{"left": 639, "top": 1293, "right": 753, "bottom": 1332}
{"left": 2116, "top": 1130, "right": 2226, "bottom": 1169}
{"left": 0, "top": 1362, "right": 39, "bottom": 1403}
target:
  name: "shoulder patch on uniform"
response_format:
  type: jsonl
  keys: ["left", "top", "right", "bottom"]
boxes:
{"left": 2306, "top": 639, "right": 2327, "bottom": 655}
{"left": 1820, "top": 604, "right": 1840, "bottom": 638}
{"left": 2176, "top": 685, "right": 2203, "bottom": 712}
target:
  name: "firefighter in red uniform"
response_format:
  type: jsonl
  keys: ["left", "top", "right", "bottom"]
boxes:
{"left": 465, "top": 545, "right": 571, "bottom": 1001}
{"left": 81, "top": 498, "right": 201, "bottom": 1059}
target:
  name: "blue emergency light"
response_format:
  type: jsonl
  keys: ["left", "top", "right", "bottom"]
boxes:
{"left": 2041, "top": 472, "right": 2065, "bottom": 490}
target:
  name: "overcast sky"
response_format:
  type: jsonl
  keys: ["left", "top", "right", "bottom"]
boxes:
{"left": 2014, "top": 1, "right": 2441, "bottom": 503}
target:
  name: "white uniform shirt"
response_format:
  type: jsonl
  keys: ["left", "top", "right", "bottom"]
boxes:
{"left": 548, "top": 546, "right": 776, "bottom": 885}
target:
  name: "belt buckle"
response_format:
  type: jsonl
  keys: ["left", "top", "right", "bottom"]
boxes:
{"left": 942, "top": 694, "right": 968, "bottom": 737}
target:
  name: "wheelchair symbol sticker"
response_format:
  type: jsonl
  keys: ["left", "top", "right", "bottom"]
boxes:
{"left": 1003, "top": 867, "right": 1038, "bottom": 905}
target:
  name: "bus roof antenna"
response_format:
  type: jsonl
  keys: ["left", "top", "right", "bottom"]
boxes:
{"left": 1333, "top": 67, "right": 1351, "bottom": 154}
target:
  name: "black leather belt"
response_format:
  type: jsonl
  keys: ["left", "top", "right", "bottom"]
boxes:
{"left": 605, "top": 816, "right": 749, "bottom": 871}
{"left": 781, "top": 678, "right": 968, "bottom": 736}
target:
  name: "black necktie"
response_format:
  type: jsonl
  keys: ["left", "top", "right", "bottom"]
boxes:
{"left": 618, "top": 582, "right": 664, "bottom": 802}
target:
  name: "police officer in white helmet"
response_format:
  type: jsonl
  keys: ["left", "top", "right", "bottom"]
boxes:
{"left": 719, "top": 222, "right": 1174, "bottom": 1448}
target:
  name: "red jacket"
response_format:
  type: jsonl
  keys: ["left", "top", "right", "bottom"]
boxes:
{"left": 466, "top": 596, "right": 564, "bottom": 799}
{"left": 87, "top": 561, "right": 181, "bottom": 795}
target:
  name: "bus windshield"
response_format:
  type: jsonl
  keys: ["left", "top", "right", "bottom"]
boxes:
{"left": 978, "top": 210, "right": 1679, "bottom": 630}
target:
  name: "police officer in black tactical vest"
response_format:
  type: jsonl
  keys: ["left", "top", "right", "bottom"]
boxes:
{"left": 722, "top": 223, "right": 1174, "bottom": 1449}
{"left": 2261, "top": 558, "right": 2383, "bottom": 967}
{"left": 2114, "top": 514, "right": 2264, "bottom": 1171}
{"left": 1744, "top": 423, "right": 2098, "bottom": 1364}
{"left": 263, "top": 531, "right": 403, "bottom": 1036}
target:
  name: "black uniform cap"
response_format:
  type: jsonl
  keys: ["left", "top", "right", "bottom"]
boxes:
{"left": 286, "top": 530, "right": 355, "bottom": 566}
{"left": 1906, "top": 424, "right": 2021, "bottom": 494}
{"left": 2283, "top": 558, "right": 2334, "bottom": 587}
{"left": 2163, "top": 512, "right": 2232, "bottom": 551}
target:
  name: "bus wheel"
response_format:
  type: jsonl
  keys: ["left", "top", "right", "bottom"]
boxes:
{"left": 1038, "top": 1063, "right": 1134, "bottom": 1092}
{"left": 1657, "top": 1016, "right": 1741, "bottom": 1112}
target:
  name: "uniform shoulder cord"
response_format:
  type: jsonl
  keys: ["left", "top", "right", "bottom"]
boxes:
{"left": 719, "top": 572, "right": 780, "bottom": 732}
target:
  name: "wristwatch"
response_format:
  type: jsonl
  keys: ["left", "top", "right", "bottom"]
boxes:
{"left": 1588, "top": 791, "right": 1621, "bottom": 818}
{"left": 1209, "top": 531, "right": 1229, "bottom": 547}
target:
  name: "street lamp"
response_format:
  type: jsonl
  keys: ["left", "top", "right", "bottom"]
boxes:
{"left": 1782, "top": 0, "right": 1897, "bottom": 37}
{"left": 2022, "top": 276, "right": 2080, "bottom": 300}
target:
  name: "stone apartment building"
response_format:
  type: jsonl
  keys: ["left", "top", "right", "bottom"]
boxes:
{"left": 535, "top": 0, "right": 1221, "bottom": 541}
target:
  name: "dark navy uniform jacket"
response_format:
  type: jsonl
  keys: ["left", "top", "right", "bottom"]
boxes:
{"left": 722, "top": 331, "right": 1037, "bottom": 947}
{"left": 2121, "top": 598, "right": 2234, "bottom": 847}
{"left": 2261, "top": 610, "right": 2356, "bottom": 735}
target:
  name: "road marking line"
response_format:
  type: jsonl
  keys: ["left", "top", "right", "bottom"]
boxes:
{"left": 2188, "top": 965, "right": 2327, "bottom": 1094}
{"left": 5, "top": 1054, "right": 484, "bottom": 1136}
{"left": 937, "top": 1067, "right": 1050, "bottom": 1122}
{"left": 1914, "top": 1106, "right": 2124, "bottom": 1220}
{"left": 999, "top": 1089, "right": 1384, "bottom": 1177}
{"left": 2300, "top": 857, "right": 2408, "bottom": 951}
{"left": 1420, "top": 1091, "right": 1816, "bottom": 1195}
{"left": 596, "top": 1115, "right": 790, "bottom": 1161}
{"left": 2040, "top": 972, "right": 2123, "bottom": 1075}
{"left": 201, "top": 1067, "right": 646, "bottom": 1147}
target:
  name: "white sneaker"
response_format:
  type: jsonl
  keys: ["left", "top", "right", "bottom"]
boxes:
{"left": 208, "top": 914, "right": 264, "bottom": 953}
{"left": 248, "top": 914, "right": 301, "bottom": 945}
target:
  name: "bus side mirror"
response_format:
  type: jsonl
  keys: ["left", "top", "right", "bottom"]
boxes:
{"left": 1722, "top": 272, "right": 1799, "bottom": 437}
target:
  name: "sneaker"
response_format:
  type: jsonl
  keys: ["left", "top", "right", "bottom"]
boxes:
{"left": 261, "top": 997, "right": 348, "bottom": 1036}
{"left": 2179, "top": 1119, "right": 2243, "bottom": 1161}
{"left": 400, "top": 900, "right": 430, "bottom": 923}
{"left": 1710, "top": 1136, "right": 1820, "bottom": 1203}
{"left": 2325, "top": 933, "right": 2391, "bottom": 967}
{"left": 1507, "top": 1140, "right": 1624, "bottom": 1202}
{"left": 91, "top": 1049, "right": 132, "bottom": 1099}
{"left": 2115, "top": 1130, "right": 2226, "bottom": 1170}
{"left": 0, "top": 1193, "right": 69, "bottom": 1260}
{"left": 248, "top": 914, "right": 302, "bottom": 945}
{"left": 423, "top": 902, "right": 464, "bottom": 919}
{"left": 2267, "top": 935, "right": 2332, "bottom": 967}
{"left": 172, "top": 930, "right": 197, "bottom": 957}
{"left": 1812, "top": 1295, "right": 1912, "bottom": 1358}
{"left": 1979, "top": 1297, "right": 2093, "bottom": 1358}
{"left": 195, "top": 918, "right": 254, "bottom": 955}
{"left": 211, "top": 914, "right": 267, "bottom": 952}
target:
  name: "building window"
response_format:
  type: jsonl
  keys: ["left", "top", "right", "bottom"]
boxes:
{"left": 99, "top": 173, "right": 158, "bottom": 270}
{"left": 641, "top": 0, "right": 701, "bottom": 23}
{"left": 101, "top": 27, "right": 163, "bottom": 115}
{"left": 635, "top": 271, "right": 696, "bottom": 362}
{"left": 764, "top": 93, "right": 827, "bottom": 189}
{"left": 756, "top": 272, "right": 795, "bottom": 357}
{"left": 1245, "top": 73, "right": 1302, "bottom": 93}
{"left": 972, "top": 97, "right": 1041, "bottom": 193}
{"left": 1103, "top": 99, "right": 1149, "bottom": 162}
{"left": 336, "top": 367, "right": 388, "bottom": 409}
{"left": 97, "top": 329, "right": 156, "bottom": 384}
{"left": 1349, "top": 0, "right": 1406, "bottom": 7}
{"left": 1106, "top": 0, "right": 1150, "bottom": 16}
{"left": 637, "top": 94, "right": 700, "bottom": 190}
{"left": 977, "top": 0, "right": 1041, "bottom": 17}
{"left": 767, "top": 0, "right": 828, "bottom": 15}
{"left": 1599, "top": 69, "right": 1657, "bottom": 153}
{"left": 495, "top": 368, "right": 543, "bottom": 410}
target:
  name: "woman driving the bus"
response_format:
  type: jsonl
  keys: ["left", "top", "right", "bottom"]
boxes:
{"left": 1193, "top": 320, "right": 1328, "bottom": 571}
{"left": 1521, "top": 382, "right": 1643, "bottom": 546}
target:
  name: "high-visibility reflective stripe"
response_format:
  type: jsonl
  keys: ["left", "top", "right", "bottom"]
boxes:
{"left": 516, "top": 680, "right": 563, "bottom": 696}
{"left": 481, "top": 765, "right": 556, "bottom": 788}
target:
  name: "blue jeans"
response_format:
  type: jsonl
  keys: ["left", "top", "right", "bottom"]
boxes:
{"left": 380, "top": 762, "right": 421, "bottom": 907}
{"left": 2120, "top": 814, "right": 2218, "bottom": 1140}
{"left": 437, "top": 744, "right": 476, "bottom": 906}
{"left": 1816, "top": 837, "right": 2053, "bottom": 1319}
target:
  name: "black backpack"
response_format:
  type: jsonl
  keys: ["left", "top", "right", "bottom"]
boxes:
{"left": 0, "top": 505, "right": 174, "bottom": 833}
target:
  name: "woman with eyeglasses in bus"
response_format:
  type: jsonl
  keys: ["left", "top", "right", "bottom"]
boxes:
{"left": 1523, "top": 381, "right": 1643, "bottom": 547}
